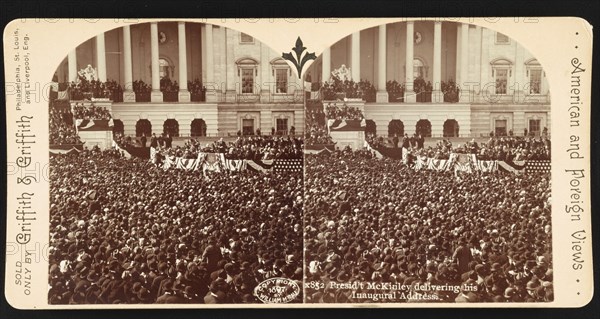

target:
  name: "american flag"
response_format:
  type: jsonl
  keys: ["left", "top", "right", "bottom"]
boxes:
{"left": 273, "top": 159, "right": 303, "bottom": 172}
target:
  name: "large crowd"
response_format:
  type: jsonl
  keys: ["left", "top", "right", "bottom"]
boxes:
{"left": 48, "top": 148, "right": 303, "bottom": 304}
{"left": 367, "top": 134, "right": 551, "bottom": 162}
{"left": 50, "top": 108, "right": 82, "bottom": 145}
{"left": 304, "top": 149, "right": 552, "bottom": 303}
{"left": 143, "top": 135, "right": 304, "bottom": 161}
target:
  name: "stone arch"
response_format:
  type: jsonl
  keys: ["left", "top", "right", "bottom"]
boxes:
{"left": 365, "top": 120, "right": 377, "bottom": 136}
{"left": 388, "top": 120, "right": 404, "bottom": 137}
{"left": 191, "top": 118, "right": 207, "bottom": 137}
{"left": 136, "top": 119, "right": 152, "bottom": 137}
{"left": 163, "top": 119, "right": 179, "bottom": 137}
{"left": 443, "top": 119, "right": 460, "bottom": 137}
{"left": 415, "top": 119, "right": 432, "bottom": 137}
{"left": 112, "top": 119, "right": 124, "bottom": 136}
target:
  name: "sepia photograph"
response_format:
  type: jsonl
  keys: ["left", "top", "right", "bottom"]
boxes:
{"left": 2, "top": 16, "right": 592, "bottom": 310}
{"left": 46, "top": 21, "right": 304, "bottom": 304}
{"left": 304, "top": 21, "right": 553, "bottom": 303}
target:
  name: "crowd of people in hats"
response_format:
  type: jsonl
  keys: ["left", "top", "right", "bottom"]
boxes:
{"left": 305, "top": 102, "right": 333, "bottom": 147}
{"left": 72, "top": 103, "right": 112, "bottom": 120}
{"left": 48, "top": 148, "right": 303, "bottom": 304}
{"left": 409, "top": 136, "right": 551, "bottom": 162}
{"left": 304, "top": 148, "right": 552, "bottom": 303}
{"left": 149, "top": 135, "right": 304, "bottom": 161}
{"left": 50, "top": 108, "right": 82, "bottom": 145}
{"left": 325, "top": 102, "right": 365, "bottom": 121}
{"left": 68, "top": 77, "right": 123, "bottom": 101}
{"left": 367, "top": 134, "right": 551, "bottom": 162}
{"left": 305, "top": 102, "right": 365, "bottom": 147}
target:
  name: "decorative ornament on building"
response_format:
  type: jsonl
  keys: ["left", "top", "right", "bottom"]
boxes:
{"left": 414, "top": 31, "right": 423, "bottom": 45}
{"left": 282, "top": 37, "right": 316, "bottom": 79}
{"left": 77, "top": 64, "right": 98, "bottom": 82}
{"left": 331, "top": 64, "right": 352, "bottom": 82}
{"left": 159, "top": 31, "right": 167, "bottom": 44}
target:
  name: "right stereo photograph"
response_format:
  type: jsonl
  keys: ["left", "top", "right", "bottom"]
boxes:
{"left": 303, "top": 20, "right": 552, "bottom": 304}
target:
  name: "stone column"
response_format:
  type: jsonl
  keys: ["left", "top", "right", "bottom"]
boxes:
{"left": 432, "top": 21, "right": 443, "bottom": 103}
{"left": 460, "top": 23, "right": 469, "bottom": 102}
{"left": 122, "top": 25, "right": 135, "bottom": 102}
{"left": 225, "top": 28, "right": 236, "bottom": 102}
{"left": 150, "top": 22, "right": 163, "bottom": 102}
{"left": 96, "top": 33, "right": 107, "bottom": 82}
{"left": 68, "top": 49, "right": 77, "bottom": 83}
{"left": 322, "top": 47, "right": 331, "bottom": 83}
{"left": 205, "top": 24, "right": 217, "bottom": 102}
{"left": 218, "top": 27, "right": 227, "bottom": 101}
{"left": 177, "top": 22, "right": 190, "bottom": 102}
{"left": 376, "top": 24, "right": 388, "bottom": 103}
{"left": 514, "top": 43, "right": 525, "bottom": 102}
{"left": 404, "top": 21, "right": 416, "bottom": 102}
{"left": 351, "top": 32, "right": 360, "bottom": 81}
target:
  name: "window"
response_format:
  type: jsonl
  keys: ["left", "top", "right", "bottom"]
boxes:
{"left": 496, "top": 32, "right": 510, "bottom": 44}
{"left": 491, "top": 58, "right": 512, "bottom": 95}
{"left": 529, "top": 119, "right": 541, "bottom": 136}
{"left": 240, "top": 32, "right": 254, "bottom": 43}
{"left": 271, "top": 58, "right": 291, "bottom": 94}
{"left": 242, "top": 119, "right": 254, "bottom": 135}
{"left": 237, "top": 58, "right": 259, "bottom": 94}
{"left": 528, "top": 69, "right": 542, "bottom": 94}
{"left": 159, "top": 58, "right": 170, "bottom": 79}
{"left": 525, "top": 59, "right": 543, "bottom": 95}
{"left": 241, "top": 68, "right": 254, "bottom": 93}
{"left": 276, "top": 118, "right": 288, "bottom": 134}
{"left": 275, "top": 68, "right": 288, "bottom": 93}
{"left": 495, "top": 119, "right": 507, "bottom": 136}
{"left": 495, "top": 69, "right": 508, "bottom": 94}
{"left": 413, "top": 58, "right": 425, "bottom": 79}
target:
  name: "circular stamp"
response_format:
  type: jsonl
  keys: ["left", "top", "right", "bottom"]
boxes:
{"left": 255, "top": 277, "right": 300, "bottom": 304}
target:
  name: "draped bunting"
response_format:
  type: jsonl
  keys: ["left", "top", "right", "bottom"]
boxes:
{"left": 427, "top": 158, "right": 450, "bottom": 171}
{"left": 49, "top": 147, "right": 81, "bottom": 155}
{"left": 415, "top": 153, "right": 498, "bottom": 173}
{"left": 113, "top": 141, "right": 132, "bottom": 159}
{"left": 149, "top": 148, "right": 290, "bottom": 173}
{"left": 476, "top": 160, "right": 498, "bottom": 173}
{"left": 365, "top": 143, "right": 384, "bottom": 159}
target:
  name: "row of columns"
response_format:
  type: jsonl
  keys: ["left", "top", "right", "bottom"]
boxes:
{"left": 67, "top": 22, "right": 216, "bottom": 103}
{"left": 321, "top": 21, "right": 470, "bottom": 103}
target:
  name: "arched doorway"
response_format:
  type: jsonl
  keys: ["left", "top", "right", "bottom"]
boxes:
{"left": 112, "top": 119, "right": 124, "bottom": 136}
{"left": 136, "top": 119, "right": 151, "bottom": 137}
{"left": 388, "top": 120, "right": 404, "bottom": 137}
{"left": 163, "top": 119, "right": 179, "bottom": 137}
{"left": 365, "top": 120, "right": 377, "bottom": 136}
{"left": 191, "top": 119, "right": 207, "bottom": 137}
{"left": 416, "top": 119, "right": 432, "bottom": 137}
{"left": 443, "top": 120, "right": 460, "bottom": 137}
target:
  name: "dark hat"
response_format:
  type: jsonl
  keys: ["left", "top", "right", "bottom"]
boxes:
{"left": 464, "top": 292, "right": 479, "bottom": 302}
{"left": 86, "top": 270, "right": 100, "bottom": 283}
{"left": 504, "top": 287, "right": 516, "bottom": 299}
{"left": 137, "top": 287, "right": 152, "bottom": 303}
{"left": 491, "top": 262, "right": 502, "bottom": 272}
